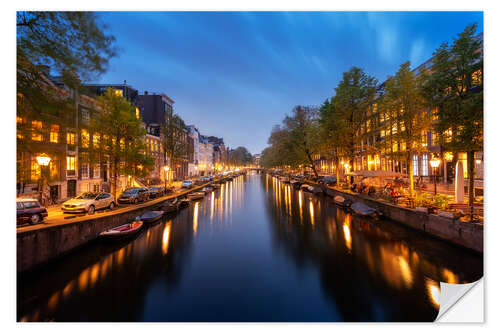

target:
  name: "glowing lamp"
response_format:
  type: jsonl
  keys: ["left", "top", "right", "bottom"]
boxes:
{"left": 164, "top": 166, "right": 170, "bottom": 171}
{"left": 430, "top": 158, "right": 441, "bottom": 168}
{"left": 36, "top": 153, "right": 51, "bottom": 166}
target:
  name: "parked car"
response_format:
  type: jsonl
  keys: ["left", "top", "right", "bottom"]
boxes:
{"left": 62, "top": 192, "right": 115, "bottom": 214}
{"left": 319, "top": 176, "right": 337, "bottom": 186}
{"left": 181, "top": 180, "right": 193, "bottom": 188}
{"left": 118, "top": 187, "right": 149, "bottom": 204}
{"left": 17, "top": 198, "right": 48, "bottom": 225}
{"left": 148, "top": 186, "right": 165, "bottom": 198}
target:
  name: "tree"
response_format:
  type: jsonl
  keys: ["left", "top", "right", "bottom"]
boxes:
{"left": 162, "top": 112, "right": 189, "bottom": 177}
{"left": 92, "top": 89, "right": 153, "bottom": 196}
{"left": 379, "top": 61, "right": 431, "bottom": 197}
{"left": 326, "top": 67, "right": 378, "bottom": 183}
{"left": 17, "top": 12, "right": 117, "bottom": 182}
{"left": 319, "top": 98, "right": 343, "bottom": 183}
{"left": 229, "top": 147, "right": 253, "bottom": 166}
{"left": 421, "top": 24, "right": 483, "bottom": 214}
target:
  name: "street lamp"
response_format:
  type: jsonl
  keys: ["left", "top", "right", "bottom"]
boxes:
{"left": 163, "top": 165, "right": 170, "bottom": 192}
{"left": 36, "top": 153, "right": 51, "bottom": 207}
{"left": 430, "top": 157, "right": 441, "bottom": 195}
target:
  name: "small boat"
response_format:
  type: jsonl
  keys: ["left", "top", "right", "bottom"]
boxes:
{"left": 350, "top": 202, "right": 382, "bottom": 218}
{"left": 202, "top": 186, "right": 214, "bottom": 193}
{"left": 99, "top": 221, "right": 143, "bottom": 239}
{"left": 161, "top": 198, "right": 179, "bottom": 213}
{"left": 138, "top": 211, "right": 163, "bottom": 224}
{"left": 334, "top": 195, "right": 352, "bottom": 207}
{"left": 300, "top": 184, "right": 314, "bottom": 192}
{"left": 179, "top": 198, "right": 190, "bottom": 208}
{"left": 187, "top": 192, "right": 205, "bottom": 200}
{"left": 312, "top": 186, "right": 324, "bottom": 195}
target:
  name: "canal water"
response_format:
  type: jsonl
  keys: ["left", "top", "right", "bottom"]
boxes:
{"left": 17, "top": 173, "right": 483, "bottom": 322}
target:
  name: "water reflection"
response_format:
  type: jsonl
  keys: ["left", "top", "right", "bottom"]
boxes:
{"left": 17, "top": 174, "right": 481, "bottom": 322}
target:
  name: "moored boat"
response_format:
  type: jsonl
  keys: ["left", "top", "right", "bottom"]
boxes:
{"left": 99, "top": 221, "right": 143, "bottom": 239}
{"left": 202, "top": 186, "right": 214, "bottom": 193}
{"left": 138, "top": 211, "right": 163, "bottom": 224}
{"left": 334, "top": 195, "right": 352, "bottom": 207}
{"left": 179, "top": 198, "right": 190, "bottom": 207}
{"left": 350, "top": 202, "right": 382, "bottom": 218}
{"left": 161, "top": 198, "right": 179, "bottom": 213}
{"left": 187, "top": 192, "right": 205, "bottom": 200}
{"left": 300, "top": 184, "right": 314, "bottom": 192}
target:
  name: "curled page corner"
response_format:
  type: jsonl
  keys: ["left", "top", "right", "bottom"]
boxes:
{"left": 435, "top": 278, "right": 483, "bottom": 322}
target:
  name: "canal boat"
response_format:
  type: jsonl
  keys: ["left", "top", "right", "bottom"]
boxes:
{"left": 179, "top": 198, "right": 190, "bottom": 208}
{"left": 161, "top": 198, "right": 179, "bottom": 213}
{"left": 350, "top": 202, "right": 382, "bottom": 218}
{"left": 290, "top": 180, "right": 302, "bottom": 189}
{"left": 202, "top": 186, "right": 214, "bottom": 193}
{"left": 187, "top": 192, "right": 205, "bottom": 200}
{"left": 300, "top": 184, "right": 314, "bottom": 192}
{"left": 138, "top": 211, "right": 163, "bottom": 224}
{"left": 312, "top": 186, "right": 324, "bottom": 196}
{"left": 334, "top": 195, "right": 352, "bottom": 207}
{"left": 99, "top": 221, "right": 143, "bottom": 239}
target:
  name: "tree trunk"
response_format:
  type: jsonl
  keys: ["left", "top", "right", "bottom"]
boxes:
{"left": 112, "top": 158, "right": 118, "bottom": 197}
{"left": 305, "top": 149, "right": 318, "bottom": 179}
{"left": 408, "top": 152, "right": 415, "bottom": 197}
{"left": 467, "top": 150, "right": 475, "bottom": 221}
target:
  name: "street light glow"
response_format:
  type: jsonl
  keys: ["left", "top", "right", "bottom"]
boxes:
{"left": 430, "top": 157, "right": 441, "bottom": 168}
{"left": 36, "top": 153, "right": 51, "bottom": 166}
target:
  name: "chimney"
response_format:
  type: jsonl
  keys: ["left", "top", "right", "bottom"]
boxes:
{"left": 144, "top": 91, "right": 148, "bottom": 95}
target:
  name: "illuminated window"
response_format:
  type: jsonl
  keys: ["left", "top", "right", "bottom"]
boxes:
{"left": 93, "top": 133, "right": 100, "bottom": 148}
{"left": 421, "top": 154, "right": 429, "bottom": 176}
{"left": 413, "top": 155, "right": 419, "bottom": 176}
{"left": 459, "top": 153, "right": 468, "bottom": 178}
{"left": 17, "top": 117, "right": 24, "bottom": 139}
{"left": 81, "top": 129, "right": 89, "bottom": 147}
{"left": 120, "top": 138, "right": 125, "bottom": 150}
{"left": 392, "top": 142, "right": 398, "bottom": 152}
{"left": 93, "top": 164, "right": 100, "bottom": 179}
{"left": 444, "top": 129, "right": 452, "bottom": 143}
{"left": 113, "top": 89, "right": 123, "bottom": 97}
{"left": 472, "top": 69, "right": 482, "bottom": 86}
{"left": 31, "top": 160, "right": 41, "bottom": 180}
{"left": 135, "top": 107, "right": 140, "bottom": 119}
{"left": 67, "top": 131, "right": 76, "bottom": 145}
{"left": 66, "top": 156, "right": 76, "bottom": 175}
{"left": 50, "top": 124, "right": 59, "bottom": 143}
{"left": 31, "top": 120, "right": 43, "bottom": 141}
{"left": 80, "top": 162, "right": 89, "bottom": 179}
{"left": 421, "top": 130, "right": 427, "bottom": 147}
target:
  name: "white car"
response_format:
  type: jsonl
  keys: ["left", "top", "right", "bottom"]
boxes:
{"left": 62, "top": 192, "right": 115, "bottom": 214}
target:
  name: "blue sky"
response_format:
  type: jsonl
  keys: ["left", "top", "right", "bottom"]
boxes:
{"left": 95, "top": 11, "right": 483, "bottom": 154}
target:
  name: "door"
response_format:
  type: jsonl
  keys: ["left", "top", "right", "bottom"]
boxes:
{"left": 67, "top": 180, "right": 76, "bottom": 198}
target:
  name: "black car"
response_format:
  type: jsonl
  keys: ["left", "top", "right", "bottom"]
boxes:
{"left": 148, "top": 186, "right": 165, "bottom": 198}
{"left": 17, "top": 198, "right": 48, "bottom": 225}
{"left": 118, "top": 187, "right": 149, "bottom": 204}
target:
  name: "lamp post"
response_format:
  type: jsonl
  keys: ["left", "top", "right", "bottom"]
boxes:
{"left": 36, "top": 153, "right": 51, "bottom": 207}
{"left": 430, "top": 157, "right": 441, "bottom": 195}
{"left": 163, "top": 165, "right": 170, "bottom": 192}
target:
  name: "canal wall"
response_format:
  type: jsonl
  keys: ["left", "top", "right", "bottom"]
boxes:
{"left": 321, "top": 186, "right": 483, "bottom": 253}
{"left": 17, "top": 179, "right": 230, "bottom": 273}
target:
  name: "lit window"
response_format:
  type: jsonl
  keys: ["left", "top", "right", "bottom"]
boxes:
{"left": 81, "top": 129, "right": 89, "bottom": 148}
{"left": 67, "top": 132, "right": 76, "bottom": 145}
{"left": 17, "top": 117, "right": 24, "bottom": 139}
{"left": 80, "top": 163, "right": 89, "bottom": 179}
{"left": 413, "top": 155, "right": 419, "bottom": 176}
{"left": 93, "top": 164, "right": 100, "bottom": 179}
{"left": 31, "top": 120, "right": 43, "bottom": 141}
{"left": 421, "top": 154, "right": 429, "bottom": 176}
{"left": 93, "top": 133, "right": 100, "bottom": 148}
{"left": 120, "top": 138, "right": 125, "bottom": 150}
{"left": 31, "top": 160, "right": 41, "bottom": 180}
{"left": 472, "top": 69, "right": 482, "bottom": 86}
{"left": 50, "top": 124, "right": 59, "bottom": 143}
{"left": 135, "top": 107, "right": 140, "bottom": 119}
{"left": 113, "top": 89, "right": 123, "bottom": 97}
{"left": 66, "top": 156, "right": 76, "bottom": 175}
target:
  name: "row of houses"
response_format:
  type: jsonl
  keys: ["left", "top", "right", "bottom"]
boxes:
{"left": 313, "top": 35, "right": 483, "bottom": 191}
{"left": 17, "top": 70, "right": 230, "bottom": 202}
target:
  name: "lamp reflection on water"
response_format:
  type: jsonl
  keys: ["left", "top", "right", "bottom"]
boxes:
{"left": 162, "top": 221, "right": 172, "bottom": 255}
{"left": 193, "top": 202, "right": 199, "bottom": 236}
{"left": 343, "top": 215, "right": 352, "bottom": 251}
{"left": 309, "top": 200, "right": 315, "bottom": 226}
{"left": 426, "top": 278, "right": 441, "bottom": 309}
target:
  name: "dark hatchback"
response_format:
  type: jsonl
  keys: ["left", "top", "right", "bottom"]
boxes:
{"left": 118, "top": 187, "right": 149, "bottom": 204}
{"left": 17, "top": 198, "right": 48, "bottom": 225}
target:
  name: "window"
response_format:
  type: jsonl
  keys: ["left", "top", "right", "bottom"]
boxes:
{"left": 472, "top": 69, "right": 482, "bottom": 86}
{"left": 23, "top": 201, "right": 40, "bottom": 209}
{"left": 31, "top": 160, "right": 41, "bottom": 180}
{"left": 81, "top": 129, "right": 89, "bottom": 148}
{"left": 17, "top": 117, "right": 24, "bottom": 139}
{"left": 93, "top": 164, "right": 100, "bottom": 179}
{"left": 413, "top": 155, "right": 419, "bottom": 176}
{"left": 67, "top": 132, "right": 76, "bottom": 145}
{"left": 93, "top": 184, "right": 100, "bottom": 192}
{"left": 421, "top": 154, "right": 429, "bottom": 176}
{"left": 80, "top": 108, "right": 90, "bottom": 125}
{"left": 31, "top": 120, "right": 43, "bottom": 141}
{"left": 113, "top": 89, "right": 123, "bottom": 97}
{"left": 50, "top": 124, "right": 59, "bottom": 143}
{"left": 80, "top": 163, "right": 89, "bottom": 179}
{"left": 459, "top": 153, "right": 468, "bottom": 178}
{"left": 135, "top": 107, "right": 140, "bottom": 119}
{"left": 67, "top": 156, "right": 76, "bottom": 176}
{"left": 93, "top": 133, "right": 100, "bottom": 148}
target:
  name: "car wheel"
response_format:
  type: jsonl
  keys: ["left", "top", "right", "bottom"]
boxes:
{"left": 29, "top": 214, "right": 41, "bottom": 225}
{"left": 88, "top": 205, "right": 95, "bottom": 215}
{"left": 109, "top": 201, "right": 115, "bottom": 210}
{"left": 134, "top": 198, "right": 138, "bottom": 204}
